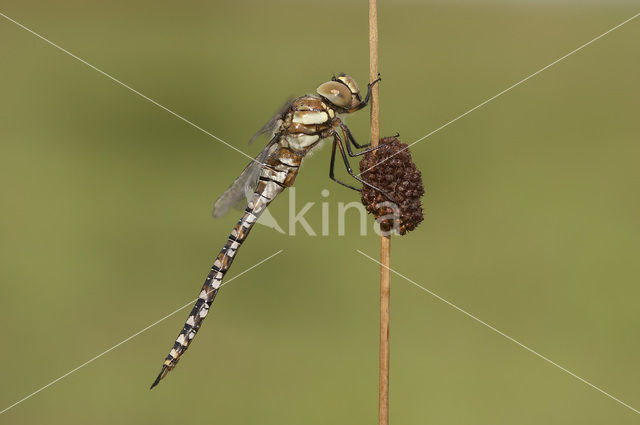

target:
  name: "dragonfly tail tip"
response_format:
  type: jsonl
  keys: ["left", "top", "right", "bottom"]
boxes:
{"left": 150, "top": 365, "right": 168, "bottom": 390}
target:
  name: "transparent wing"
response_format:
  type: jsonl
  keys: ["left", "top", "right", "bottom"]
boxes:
{"left": 249, "top": 98, "right": 293, "bottom": 145}
{"left": 213, "top": 99, "right": 291, "bottom": 218}
{"left": 212, "top": 137, "right": 279, "bottom": 218}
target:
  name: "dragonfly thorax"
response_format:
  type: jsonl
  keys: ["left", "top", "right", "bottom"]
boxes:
{"left": 278, "top": 95, "right": 339, "bottom": 152}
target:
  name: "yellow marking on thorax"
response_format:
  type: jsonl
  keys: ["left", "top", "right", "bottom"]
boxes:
{"left": 292, "top": 110, "right": 329, "bottom": 125}
{"left": 286, "top": 133, "right": 320, "bottom": 151}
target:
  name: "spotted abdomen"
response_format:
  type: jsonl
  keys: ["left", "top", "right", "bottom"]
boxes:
{"left": 150, "top": 178, "right": 285, "bottom": 388}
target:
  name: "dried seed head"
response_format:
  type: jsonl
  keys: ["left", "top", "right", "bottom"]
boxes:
{"left": 359, "top": 136, "right": 425, "bottom": 235}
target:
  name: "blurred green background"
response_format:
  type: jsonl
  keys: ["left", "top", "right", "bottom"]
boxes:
{"left": 1, "top": 1, "right": 639, "bottom": 424}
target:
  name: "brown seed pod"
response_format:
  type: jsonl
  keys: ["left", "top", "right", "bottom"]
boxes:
{"left": 359, "top": 136, "right": 424, "bottom": 235}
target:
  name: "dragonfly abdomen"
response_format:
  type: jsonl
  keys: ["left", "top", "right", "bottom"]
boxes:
{"left": 151, "top": 166, "right": 295, "bottom": 388}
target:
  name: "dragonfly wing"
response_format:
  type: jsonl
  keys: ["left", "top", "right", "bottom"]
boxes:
{"left": 212, "top": 137, "right": 278, "bottom": 218}
{"left": 249, "top": 98, "right": 293, "bottom": 145}
{"left": 214, "top": 99, "right": 292, "bottom": 218}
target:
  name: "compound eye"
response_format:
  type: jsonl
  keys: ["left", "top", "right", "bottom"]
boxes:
{"left": 316, "top": 81, "right": 351, "bottom": 108}
{"left": 337, "top": 74, "right": 360, "bottom": 96}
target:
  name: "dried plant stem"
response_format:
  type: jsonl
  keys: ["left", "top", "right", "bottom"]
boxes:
{"left": 378, "top": 235, "right": 390, "bottom": 425}
{"left": 369, "top": 1, "right": 390, "bottom": 425}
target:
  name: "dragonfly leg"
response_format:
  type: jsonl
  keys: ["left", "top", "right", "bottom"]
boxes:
{"left": 329, "top": 136, "right": 361, "bottom": 192}
{"left": 340, "top": 123, "right": 369, "bottom": 149}
{"left": 347, "top": 73, "right": 381, "bottom": 112}
{"left": 360, "top": 73, "right": 382, "bottom": 108}
{"left": 333, "top": 134, "right": 397, "bottom": 203}
{"left": 340, "top": 123, "right": 387, "bottom": 157}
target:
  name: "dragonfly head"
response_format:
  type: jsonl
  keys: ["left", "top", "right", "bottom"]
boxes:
{"left": 317, "top": 73, "right": 362, "bottom": 111}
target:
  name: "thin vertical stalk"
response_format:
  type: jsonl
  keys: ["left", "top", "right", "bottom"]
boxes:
{"left": 369, "top": 1, "right": 390, "bottom": 425}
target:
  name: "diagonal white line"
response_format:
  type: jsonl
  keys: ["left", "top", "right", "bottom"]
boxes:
{"left": 356, "top": 249, "right": 640, "bottom": 415}
{"left": 0, "top": 249, "right": 283, "bottom": 416}
{"left": 0, "top": 11, "right": 262, "bottom": 166}
{"left": 358, "top": 11, "right": 640, "bottom": 176}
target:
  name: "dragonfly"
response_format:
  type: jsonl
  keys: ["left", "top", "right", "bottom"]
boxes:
{"left": 151, "top": 73, "right": 383, "bottom": 389}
